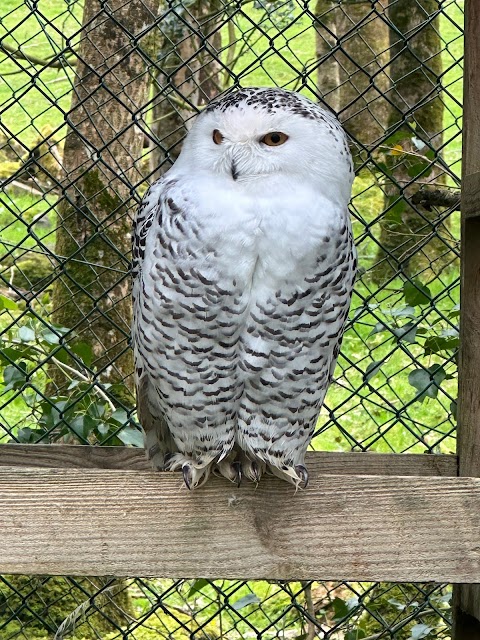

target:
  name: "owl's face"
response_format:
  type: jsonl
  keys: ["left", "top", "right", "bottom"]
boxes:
{"left": 174, "top": 87, "right": 353, "bottom": 200}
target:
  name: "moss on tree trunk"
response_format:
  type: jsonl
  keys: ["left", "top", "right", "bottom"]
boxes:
{"left": 50, "top": 0, "right": 159, "bottom": 401}
{"left": 372, "top": 0, "right": 449, "bottom": 282}
{"left": 150, "top": 0, "right": 224, "bottom": 179}
{"left": 314, "top": 0, "right": 390, "bottom": 160}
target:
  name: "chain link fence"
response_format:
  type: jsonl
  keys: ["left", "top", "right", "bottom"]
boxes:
{"left": 0, "top": 0, "right": 463, "bottom": 637}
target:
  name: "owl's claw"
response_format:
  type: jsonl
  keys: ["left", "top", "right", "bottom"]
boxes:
{"left": 295, "top": 465, "right": 309, "bottom": 489}
{"left": 251, "top": 460, "right": 262, "bottom": 483}
{"left": 163, "top": 452, "right": 175, "bottom": 465}
{"left": 182, "top": 464, "right": 193, "bottom": 490}
{"left": 232, "top": 461, "right": 242, "bottom": 487}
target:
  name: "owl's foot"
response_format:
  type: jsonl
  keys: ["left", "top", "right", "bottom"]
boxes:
{"left": 147, "top": 444, "right": 173, "bottom": 471}
{"left": 215, "top": 454, "right": 242, "bottom": 486}
{"left": 242, "top": 457, "right": 266, "bottom": 484}
{"left": 163, "top": 453, "right": 211, "bottom": 489}
{"left": 182, "top": 463, "right": 209, "bottom": 490}
{"left": 269, "top": 463, "right": 309, "bottom": 490}
{"left": 295, "top": 464, "right": 309, "bottom": 489}
{"left": 215, "top": 453, "right": 266, "bottom": 486}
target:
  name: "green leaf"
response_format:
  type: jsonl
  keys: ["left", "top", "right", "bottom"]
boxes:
{"left": 97, "top": 423, "right": 110, "bottom": 436}
{"left": 88, "top": 402, "right": 107, "bottom": 420}
{"left": 69, "top": 416, "right": 87, "bottom": 439}
{"left": 111, "top": 409, "right": 128, "bottom": 425}
{"left": 369, "top": 322, "right": 387, "bottom": 337}
{"left": 391, "top": 322, "right": 417, "bottom": 344}
{"left": 188, "top": 578, "right": 210, "bottom": 598}
{"left": 403, "top": 280, "right": 432, "bottom": 307}
{"left": 431, "top": 592, "right": 452, "bottom": 605}
{"left": 423, "top": 335, "right": 459, "bottom": 355}
{"left": 387, "top": 305, "right": 416, "bottom": 319}
{"left": 71, "top": 342, "right": 94, "bottom": 367}
{"left": 3, "top": 363, "right": 28, "bottom": 391}
{"left": 53, "top": 347, "right": 71, "bottom": 364}
{"left": 345, "top": 630, "right": 366, "bottom": 640}
{"left": 18, "top": 326, "right": 35, "bottom": 342}
{"left": 16, "top": 427, "right": 48, "bottom": 443}
{"left": 332, "top": 597, "right": 350, "bottom": 620}
{"left": 0, "top": 346, "right": 34, "bottom": 365}
{"left": 408, "top": 365, "right": 447, "bottom": 402}
{"left": 364, "top": 361, "right": 382, "bottom": 382}
{"left": 231, "top": 594, "right": 261, "bottom": 610}
{"left": 385, "top": 200, "right": 405, "bottom": 227}
{"left": 118, "top": 426, "right": 143, "bottom": 447}
{"left": 39, "top": 327, "right": 61, "bottom": 344}
{"left": 384, "top": 130, "right": 408, "bottom": 147}
{"left": 450, "top": 399, "right": 457, "bottom": 420}
{"left": 0, "top": 294, "right": 18, "bottom": 310}
{"left": 388, "top": 597, "right": 407, "bottom": 611}
{"left": 406, "top": 157, "right": 433, "bottom": 179}
{"left": 16, "top": 427, "right": 33, "bottom": 443}
{"left": 448, "top": 304, "right": 460, "bottom": 319}
{"left": 410, "top": 623, "right": 433, "bottom": 639}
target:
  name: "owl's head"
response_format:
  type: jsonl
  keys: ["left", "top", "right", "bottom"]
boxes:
{"left": 174, "top": 87, "right": 353, "bottom": 201}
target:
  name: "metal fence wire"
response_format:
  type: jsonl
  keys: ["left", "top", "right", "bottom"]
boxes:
{"left": 0, "top": 0, "right": 463, "bottom": 638}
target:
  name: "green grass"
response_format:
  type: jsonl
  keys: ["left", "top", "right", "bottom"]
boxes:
{"left": 0, "top": 0, "right": 81, "bottom": 145}
{"left": 0, "top": 0, "right": 464, "bottom": 454}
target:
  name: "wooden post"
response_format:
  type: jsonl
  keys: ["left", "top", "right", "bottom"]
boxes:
{"left": 452, "top": 1, "right": 480, "bottom": 638}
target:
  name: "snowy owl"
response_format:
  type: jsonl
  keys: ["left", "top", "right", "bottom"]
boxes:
{"left": 132, "top": 87, "right": 356, "bottom": 490}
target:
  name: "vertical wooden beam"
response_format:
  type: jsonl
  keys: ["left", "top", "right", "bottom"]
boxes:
{"left": 452, "top": 1, "right": 480, "bottom": 638}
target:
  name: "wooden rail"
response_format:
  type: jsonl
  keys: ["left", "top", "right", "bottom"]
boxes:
{"left": 2, "top": 444, "right": 479, "bottom": 582}
{"left": 0, "top": 443, "right": 458, "bottom": 475}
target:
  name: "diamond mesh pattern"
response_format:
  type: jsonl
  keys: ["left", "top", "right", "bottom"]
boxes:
{"left": 0, "top": 0, "right": 463, "bottom": 637}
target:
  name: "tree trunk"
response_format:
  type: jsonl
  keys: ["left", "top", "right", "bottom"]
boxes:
{"left": 150, "top": 1, "right": 224, "bottom": 179}
{"left": 50, "top": 0, "right": 158, "bottom": 401}
{"left": 373, "top": 0, "right": 449, "bottom": 282}
{"left": 314, "top": 0, "right": 390, "bottom": 157}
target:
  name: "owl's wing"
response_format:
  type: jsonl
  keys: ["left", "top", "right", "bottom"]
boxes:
{"left": 132, "top": 180, "right": 178, "bottom": 467}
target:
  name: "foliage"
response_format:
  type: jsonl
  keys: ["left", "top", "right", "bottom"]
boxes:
{"left": 0, "top": 576, "right": 134, "bottom": 640}
{"left": 363, "top": 277, "right": 458, "bottom": 415}
{"left": 0, "top": 296, "right": 141, "bottom": 446}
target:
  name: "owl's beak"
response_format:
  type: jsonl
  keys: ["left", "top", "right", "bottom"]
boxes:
{"left": 231, "top": 159, "right": 239, "bottom": 181}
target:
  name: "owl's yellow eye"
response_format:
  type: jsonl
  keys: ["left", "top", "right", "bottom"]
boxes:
{"left": 261, "top": 131, "right": 289, "bottom": 146}
{"left": 212, "top": 129, "right": 224, "bottom": 145}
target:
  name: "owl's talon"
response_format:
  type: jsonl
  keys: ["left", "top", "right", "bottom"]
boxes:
{"left": 163, "top": 452, "right": 174, "bottom": 465}
{"left": 251, "top": 460, "right": 262, "bottom": 483}
{"left": 232, "top": 461, "right": 242, "bottom": 487}
{"left": 182, "top": 464, "right": 193, "bottom": 490}
{"left": 295, "top": 465, "right": 309, "bottom": 489}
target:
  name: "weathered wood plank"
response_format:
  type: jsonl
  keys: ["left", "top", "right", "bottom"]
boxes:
{"left": 453, "top": 0, "right": 480, "bottom": 636}
{"left": 462, "top": 171, "right": 480, "bottom": 219}
{"left": 0, "top": 444, "right": 458, "bottom": 476}
{"left": 1, "top": 467, "right": 480, "bottom": 582}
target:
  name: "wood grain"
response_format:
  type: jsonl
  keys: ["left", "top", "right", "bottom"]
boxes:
{"left": 0, "top": 467, "right": 479, "bottom": 581}
{"left": 454, "top": 0, "right": 480, "bottom": 636}
{"left": 0, "top": 444, "right": 458, "bottom": 476}
{"left": 462, "top": 171, "right": 480, "bottom": 219}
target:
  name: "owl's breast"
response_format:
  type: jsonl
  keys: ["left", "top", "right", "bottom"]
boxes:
{"left": 188, "top": 175, "right": 344, "bottom": 284}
